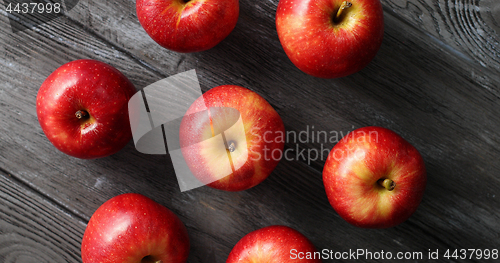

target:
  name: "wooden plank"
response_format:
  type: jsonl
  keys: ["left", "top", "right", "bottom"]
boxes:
{"left": 382, "top": 0, "right": 500, "bottom": 70}
{"left": 0, "top": 0, "right": 499, "bottom": 262}
{"left": 0, "top": 169, "right": 85, "bottom": 263}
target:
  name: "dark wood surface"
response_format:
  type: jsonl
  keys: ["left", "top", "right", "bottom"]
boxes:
{"left": 0, "top": 0, "right": 499, "bottom": 262}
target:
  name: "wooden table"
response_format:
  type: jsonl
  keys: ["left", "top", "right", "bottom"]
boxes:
{"left": 1, "top": 0, "right": 499, "bottom": 262}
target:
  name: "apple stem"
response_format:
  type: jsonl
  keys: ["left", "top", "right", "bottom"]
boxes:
{"left": 335, "top": 1, "right": 352, "bottom": 23}
{"left": 378, "top": 179, "right": 396, "bottom": 191}
{"left": 75, "top": 110, "right": 89, "bottom": 120}
{"left": 228, "top": 141, "right": 236, "bottom": 152}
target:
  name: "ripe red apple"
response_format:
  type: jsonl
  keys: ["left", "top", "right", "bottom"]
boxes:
{"left": 136, "top": 0, "right": 239, "bottom": 53}
{"left": 276, "top": 0, "right": 384, "bottom": 78}
{"left": 323, "top": 126, "right": 426, "bottom": 228}
{"left": 227, "top": 225, "right": 321, "bottom": 262}
{"left": 179, "top": 85, "right": 285, "bottom": 191}
{"left": 36, "top": 59, "right": 136, "bottom": 159}
{"left": 81, "top": 193, "right": 190, "bottom": 263}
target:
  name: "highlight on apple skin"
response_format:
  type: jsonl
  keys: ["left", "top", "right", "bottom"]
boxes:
{"left": 276, "top": 0, "right": 384, "bottom": 78}
{"left": 136, "top": 0, "right": 239, "bottom": 53}
{"left": 36, "top": 59, "right": 136, "bottom": 159}
{"left": 323, "top": 126, "right": 427, "bottom": 228}
{"left": 227, "top": 225, "right": 322, "bottom": 263}
{"left": 81, "top": 193, "right": 190, "bottom": 263}
{"left": 179, "top": 85, "right": 285, "bottom": 191}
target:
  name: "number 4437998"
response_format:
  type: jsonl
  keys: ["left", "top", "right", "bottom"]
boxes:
{"left": 5, "top": 3, "right": 62, "bottom": 14}
{"left": 443, "top": 249, "right": 498, "bottom": 260}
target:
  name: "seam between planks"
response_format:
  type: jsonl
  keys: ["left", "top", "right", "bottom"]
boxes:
{"left": 60, "top": 12, "right": 169, "bottom": 79}
{"left": 0, "top": 166, "right": 90, "bottom": 224}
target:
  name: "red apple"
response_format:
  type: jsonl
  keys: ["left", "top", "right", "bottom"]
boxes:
{"left": 136, "top": 0, "right": 239, "bottom": 53}
{"left": 227, "top": 225, "right": 321, "bottom": 262}
{"left": 36, "top": 59, "right": 136, "bottom": 159}
{"left": 276, "top": 0, "right": 384, "bottom": 78}
{"left": 81, "top": 193, "right": 190, "bottom": 263}
{"left": 179, "top": 85, "right": 285, "bottom": 191}
{"left": 323, "top": 126, "right": 426, "bottom": 228}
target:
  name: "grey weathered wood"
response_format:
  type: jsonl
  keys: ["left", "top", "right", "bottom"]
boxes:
{"left": 0, "top": 169, "right": 85, "bottom": 263}
{"left": 0, "top": 0, "right": 499, "bottom": 262}
{"left": 382, "top": 0, "right": 500, "bottom": 70}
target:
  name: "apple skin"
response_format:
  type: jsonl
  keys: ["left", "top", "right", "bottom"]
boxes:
{"left": 36, "top": 59, "right": 136, "bottom": 159}
{"left": 227, "top": 225, "right": 321, "bottom": 263}
{"left": 179, "top": 85, "right": 285, "bottom": 191}
{"left": 323, "top": 126, "right": 426, "bottom": 228}
{"left": 136, "top": 0, "right": 239, "bottom": 53}
{"left": 276, "top": 0, "right": 384, "bottom": 78}
{"left": 81, "top": 193, "right": 190, "bottom": 263}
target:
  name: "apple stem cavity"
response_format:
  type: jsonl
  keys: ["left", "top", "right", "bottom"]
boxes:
{"left": 141, "top": 256, "right": 162, "bottom": 263}
{"left": 75, "top": 110, "right": 89, "bottom": 120}
{"left": 334, "top": 1, "right": 352, "bottom": 23}
{"left": 378, "top": 179, "right": 396, "bottom": 191}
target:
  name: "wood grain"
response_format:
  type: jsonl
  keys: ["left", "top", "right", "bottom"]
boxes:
{"left": 382, "top": 0, "right": 500, "bottom": 70}
{"left": 0, "top": 169, "right": 85, "bottom": 263}
{"left": 0, "top": 0, "right": 499, "bottom": 262}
